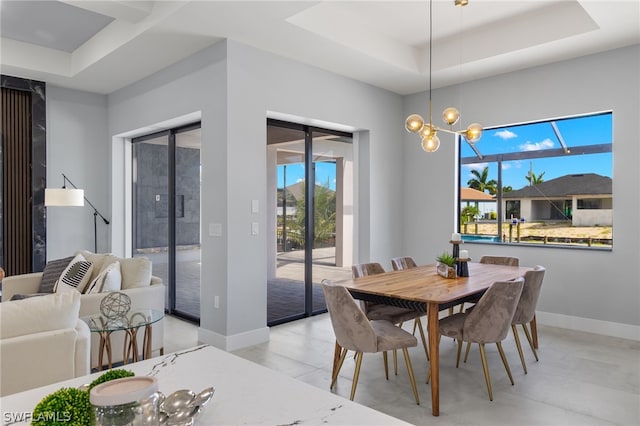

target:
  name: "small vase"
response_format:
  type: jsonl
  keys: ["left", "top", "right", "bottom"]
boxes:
{"left": 436, "top": 262, "right": 457, "bottom": 279}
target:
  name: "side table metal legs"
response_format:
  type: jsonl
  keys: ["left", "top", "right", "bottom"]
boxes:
{"left": 97, "top": 331, "right": 113, "bottom": 371}
{"left": 123, "top": 324, "right": 154, "bottom": 364}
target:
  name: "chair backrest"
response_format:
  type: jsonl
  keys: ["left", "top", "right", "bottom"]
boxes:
{"left": 479, "top": 255, "right": 520, "bottom": 266}
{"left": 391, "top": 257, "right": 417, "bottom": 271}
{"left": 512, "top": 265, "right": 546, "bottom": 325}
{"left": 321, "top": 280, "right": 378, "bottom": 353}
{"left": 352, "top": 262, "right": 385, "bottom": 278}
{"left": 463, "top": 277, "right": 524, "bottom": 344}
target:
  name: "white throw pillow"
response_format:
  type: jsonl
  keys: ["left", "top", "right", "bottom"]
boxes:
{"left": 56, "top": 253, "right": 94, "bottom": 294}
{"left": 78, "top": 250, "right": 119, "bottom": 282}
{"left": 86, "top": 261, "right": 122, "bottom": 294}
{"left": 120, "top": 257, "right": 152, "bottom": 290}
{"left": 0, "top": 292, "right": 81, "bottom": 339}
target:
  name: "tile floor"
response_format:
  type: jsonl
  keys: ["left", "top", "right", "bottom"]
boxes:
{"left": 163, "top": 314, "right": 640, "bottom": 425}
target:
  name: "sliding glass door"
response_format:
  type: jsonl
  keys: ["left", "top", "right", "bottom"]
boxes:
{"left": 132, "top": 123, "right": 201, "bottom": 323}
{"left": 267, "top": 119, "right": 353, "bottom": 326}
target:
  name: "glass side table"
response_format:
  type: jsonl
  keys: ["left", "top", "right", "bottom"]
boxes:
{"left": 81, "top": 309, "right": 164, "bottom": 371}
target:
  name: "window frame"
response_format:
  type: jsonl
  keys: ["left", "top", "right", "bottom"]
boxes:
{"left": 457, "top": 111, "right": 613, "bottom": 251}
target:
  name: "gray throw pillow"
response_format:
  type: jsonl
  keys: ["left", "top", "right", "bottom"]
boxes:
{"left": 38, "top": 256, "right": 74, "bottom": 293}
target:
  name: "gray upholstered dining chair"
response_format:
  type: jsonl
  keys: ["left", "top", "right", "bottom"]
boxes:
{"left": 352, "top": 263, "right": 428, "bottom": 362}
{"left": 458, "top": 255, "right": 521, "bottom": 314}
{"left": 439, "top": 277, "right": 524, "bottom": 401}
{"left": 390, "top": 256, "right": 417, "bottom": 271}
{"left": 511, "top": 265, "right": 546, "bottom": 373}
{"left": 321, "top": 279, "right": 420, "bottom": 404}
{"left": 390, "top": 256, "right": 429, "bottom": 359}
{"left": 478, "top": 255, "right": 520, "bottom": 266}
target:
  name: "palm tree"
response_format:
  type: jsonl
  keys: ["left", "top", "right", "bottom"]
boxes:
{"left": 467, "top": 167, "right": 497, "bottom": 195}
{"left": 525, "top": 171, "right": 545, "bottom": 185}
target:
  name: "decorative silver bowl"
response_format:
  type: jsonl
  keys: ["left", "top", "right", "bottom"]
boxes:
{"left": 158, "top": 387, "right": 215, "bottom": 425}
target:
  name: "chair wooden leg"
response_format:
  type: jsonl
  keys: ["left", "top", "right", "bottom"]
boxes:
{"left": 464, "top": 340, "right": 472, "bottom": 363}
{"left": 511, "top": 324, "right": 527, "bottom": 374}
{"left": 331, "top": 347, "right": 348, "bottom": 389}
{"left": 478, "top": 344, "right": 494, "bottom": 401}
{"left": 383, "top": 351, "right": 389, "bottom": 380}
{"left": 522, "top": 323, "right": 539, "bottom": 361}
{"left": 530, "top": 315, "right": 539, "bottom": 349}
{"left": 350, "top": 352, "right": 364, "bottom": 401}
{"left": 415, "top": 317, "right": 429, "bottom": 360}
{"left": 455, "top": 339, "right": 463, "bottom": 368}
{"left": 402, "top": 348, "right": 420, "bottom": 405}
{"left": 393, "top": 349, "right": 398, "bottom": 375}
{"left": 332, "top": 341, "right": 342, "bottom": 379}
{"left": 496, "top": 342, "right": 515, "bottom": 386}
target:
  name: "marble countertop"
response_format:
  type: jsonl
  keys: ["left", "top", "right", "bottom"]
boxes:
{"left": 1, "top": 345, "right": 410, "bottom": 425}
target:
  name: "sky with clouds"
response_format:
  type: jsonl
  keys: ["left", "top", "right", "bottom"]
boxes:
{"left": 461, "top": 112, "right": 612, "bottom": 190}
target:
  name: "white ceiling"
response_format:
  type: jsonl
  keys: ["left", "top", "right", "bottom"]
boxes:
{"left": 1, "top": 0, "right": 638, "bottom": 95}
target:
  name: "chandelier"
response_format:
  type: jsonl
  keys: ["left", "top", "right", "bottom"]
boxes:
{"left": 405, "top": 0, "right": 482, "bottom": 152}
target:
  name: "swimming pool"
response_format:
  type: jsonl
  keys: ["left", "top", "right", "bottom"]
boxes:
{"left": 461, "top": 234, "right": 501, "bottom": 242}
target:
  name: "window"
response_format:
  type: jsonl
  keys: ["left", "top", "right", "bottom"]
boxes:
{"left": 458, "top": 112, "right": 612, "bottom": 249}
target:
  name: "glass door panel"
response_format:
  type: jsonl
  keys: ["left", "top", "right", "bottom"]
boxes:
{"left": 132, "top": 134, "right": 170, "bottom": 311}
{"left": 267, "top": 120, "right": 353, "bottom": 326}
{"left": 268, "top": 125, "right": 307, "bottom": 325}
{"left": 174, "top": 128, "right": 201, "bottom": 319}
{"left": 311, "top": 132, "right": 353, "bottom": 315}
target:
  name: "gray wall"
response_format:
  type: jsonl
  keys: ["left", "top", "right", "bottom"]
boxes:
{"left": 43, "top": 40, "right": 639, "bottom": 346}
{"left": 403, "top": 45, "right": 640, "bottom": 334}
{"left": 106, "top": 39, "right": 405, "bottom": 348}
{"left": 46, "top": 86, "right": 109, "bottom": 259}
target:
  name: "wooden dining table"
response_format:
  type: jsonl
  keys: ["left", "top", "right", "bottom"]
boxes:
{"left": 337, "top": 261, "right": 531, "bottom": 416}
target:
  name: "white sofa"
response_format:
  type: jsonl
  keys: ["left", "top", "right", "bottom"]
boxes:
{"left": 1, "top": 256, "right": 165, "bottom": 370}
{"left": 0, "top": 292, "right": 90, "bottom": 396}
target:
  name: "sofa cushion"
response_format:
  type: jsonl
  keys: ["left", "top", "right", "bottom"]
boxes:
{"left": 86, "top": 261, "right": 122, "bottom": 294}
{"left": 9, "top": 293, "right": 49, "bottom": 301}
{"left": 120, "top": 257, "right": 152, "bottom": 290}
{"left": 0, "top": 291, "right": 81, "bottom": 339}
{"left": 78, "top": 250, "right": 119, "bottom": 282}
{"left": 39, "top": 256, "right": 74, "bottom": 293}
{"left": 56, "top": 253, "right": 94, "bottom": 294}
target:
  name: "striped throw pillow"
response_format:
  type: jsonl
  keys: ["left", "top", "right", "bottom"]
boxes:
{"left": 55, "top": 254, "right": 94, "bottom": 294}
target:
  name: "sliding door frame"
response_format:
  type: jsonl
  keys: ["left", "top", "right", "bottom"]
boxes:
{"left": 132, "top": 121, "right": 201, "bottom": 323}
{"left": 268, "top": 118, "right": 352, "bottom": 325}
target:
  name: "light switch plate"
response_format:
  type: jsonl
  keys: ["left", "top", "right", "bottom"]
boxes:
{"left": 251, "top": 199, "right": 259, "bottom": 213}
{"left": 209, "top": 223, "right": 222, "bottom": 237}
{"left": 251, "top": 222, "right": 259, "bottom": 235}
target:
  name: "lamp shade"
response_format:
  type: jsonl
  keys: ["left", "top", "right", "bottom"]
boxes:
{"left": 45, "top": 188, "right": 84, "bottom": 206}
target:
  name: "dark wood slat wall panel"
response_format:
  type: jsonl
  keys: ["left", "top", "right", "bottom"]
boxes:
{"left": 1, "top": 75, "right": 46, "bottom": 275}
{"left": 1, "top": 87, "right": 32, "bottom": 275}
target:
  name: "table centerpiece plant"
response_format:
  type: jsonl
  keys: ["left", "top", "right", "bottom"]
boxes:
{"left": 436, "top": 251, "right": 457, "bottom": 279}
{"left": 31, "top": 369, "right": 134, "bottom": 426}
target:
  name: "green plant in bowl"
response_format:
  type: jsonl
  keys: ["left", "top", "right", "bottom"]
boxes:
{"left": 32, "top": 387, "right": 92, "bottom": 426}
{"left": 88, "top": 369, "right": 134, "bottom": 391}
{"left": 436, "top": 252, "right": 456, "bottom": 267}
{"left": 32, "top": 369, "right": 135, "bottom": 426}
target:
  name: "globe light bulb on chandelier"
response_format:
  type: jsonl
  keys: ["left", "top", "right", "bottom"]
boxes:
{"left": 405, "top": 0, "right": 482, "bottom": 152}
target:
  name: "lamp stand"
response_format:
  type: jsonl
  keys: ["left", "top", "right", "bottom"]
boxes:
{"left": 61, "top": 174, "right": 110, "bottom": 253}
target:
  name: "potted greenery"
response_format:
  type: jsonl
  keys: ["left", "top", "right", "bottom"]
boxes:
{"left": 436, "top": 252, "right": 457, "bottom": 278}
{"left": 32, "top": 369, "right": 134, "bottom": 426}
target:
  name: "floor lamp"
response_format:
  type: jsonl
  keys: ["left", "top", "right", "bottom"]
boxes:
{"left": 45, "top": 173, "right": 110, "bottom": 253}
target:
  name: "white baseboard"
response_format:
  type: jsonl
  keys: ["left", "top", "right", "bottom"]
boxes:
{"left": 197, "top": 326, "right": 270, "bottom": 351}
{"left": 537, "top": 311, "right": 640, "bottom": 341}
